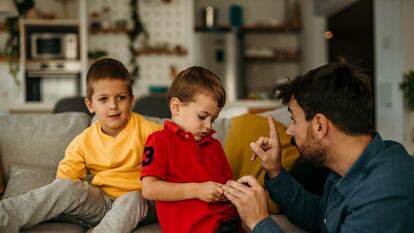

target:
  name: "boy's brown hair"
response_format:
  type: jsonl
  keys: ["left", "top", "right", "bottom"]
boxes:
{"left": 167, "top": 66, "right": 226, "bottom": 108}
{"left": 86, "top": 58, "right": 133, "bottom": 100}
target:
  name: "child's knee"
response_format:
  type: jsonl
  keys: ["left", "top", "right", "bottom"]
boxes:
{"left": 116, "top": 192, "right": 145, "bottom": 205}
{"left": 52, "top": 178, "right": 78, "bottom": 190}
{"left": 52, "top": 179, "right": 89, "bottom": 198}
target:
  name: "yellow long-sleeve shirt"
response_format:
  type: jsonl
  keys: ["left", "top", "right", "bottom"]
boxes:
{"left": 57, "top": 112, "right": 162, "bottom": 198}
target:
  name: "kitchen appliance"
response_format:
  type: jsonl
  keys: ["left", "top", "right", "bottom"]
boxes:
{"left": 24, "top": 20, "right": 80, "bottom": 61}
{"left": 194, "top": 29, "right": 245, "bottom": 101}
{"left": 202, "top": 6, "right": 217, "bottom": 29}
{"left": 22, "top": 19, "right": 82, "bottom": 102}
{"left": 25, "top": 60, "right": 81, "bottom": 101}
{"left": 31, "top": 33, "right": 78, "bottom": 60}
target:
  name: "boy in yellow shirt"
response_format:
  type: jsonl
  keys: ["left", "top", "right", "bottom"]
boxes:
{"left": 0, "top": 58, "right": 162, "bottom": 233}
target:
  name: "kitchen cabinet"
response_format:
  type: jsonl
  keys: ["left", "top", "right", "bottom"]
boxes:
{"left": 194, "top": 0, "right": 302, "bottom": 100}
{"left": 243, "top": 25, "right": 301, "bottom": 99}
{"left": 194, "top": 24, "right": 301, "bottom": 99}
{"left": 20, "top": 19, "right": 82, "bottom": 102}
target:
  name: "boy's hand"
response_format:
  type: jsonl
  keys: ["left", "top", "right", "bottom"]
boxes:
{"left": 197, "top": 181, "right": 227, "bottom": 202}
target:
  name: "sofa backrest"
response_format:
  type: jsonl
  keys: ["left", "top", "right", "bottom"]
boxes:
{"left": 0, "top": 112, "right": 91, "bottom": 183}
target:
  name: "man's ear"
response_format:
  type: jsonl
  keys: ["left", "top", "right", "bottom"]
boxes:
{"left": 170, "top": 97, "right": 181, "bottom": 116}
{"left": 313, "top": 113, "right": 329, "bottom": 139}
{"left": 84, "top": 98, "right": 95, "bottom": 114}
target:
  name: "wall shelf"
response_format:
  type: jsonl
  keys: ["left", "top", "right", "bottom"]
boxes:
{"left": 194, "top": 26, "right": 230, "bottom": 33}
{"left": 89, "top": 27, "right": 131, "bottom": 34}
{"left": 245, "top": 55, "right": 300, "bottom": 62}
{"left": 195, "top": 25, "right": 300, "bottom": 34}
{"left": 243, "top": 25, "right": 300, "bottom": 33}
{"left": 135, "top": 48, "right": 188, "bottom": 56}
{"left": 245, "top": 50, "right": 301, "bottom": 62}
{"left": 0, "top": 55, "right": 19, "bottom": 62}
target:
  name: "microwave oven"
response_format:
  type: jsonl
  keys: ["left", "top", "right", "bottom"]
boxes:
{"left": 31, "top": 33, "right": 78, "bottom": 60}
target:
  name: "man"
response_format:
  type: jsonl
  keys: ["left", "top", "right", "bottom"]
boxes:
{"left": 222, "top": 61, "right": 414, "bottom": 233}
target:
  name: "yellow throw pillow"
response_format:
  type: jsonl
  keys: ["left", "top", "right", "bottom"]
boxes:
{"left": 224, "top": 114, "right": 300, "bottom": 214}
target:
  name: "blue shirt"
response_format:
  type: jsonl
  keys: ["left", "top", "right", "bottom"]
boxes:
{"left": 253, "top": 133, "right": 414, "bottom": 233}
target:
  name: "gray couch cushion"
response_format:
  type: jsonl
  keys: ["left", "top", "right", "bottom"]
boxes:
{"left": 2, "top": 163, "right": 56, "bottom": 199}
{"left": 0, "top": 113, "right": 91, "bottom": 184}
{"left": 132, "top": 223, "right": 162, "bottom": 233}
{"left": 20, "top": 222, "right": 86, "bottom": 233}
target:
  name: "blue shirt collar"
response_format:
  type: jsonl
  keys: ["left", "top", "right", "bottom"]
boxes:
{"left": 329, "top": 133, "right": 385, "bottom": 196}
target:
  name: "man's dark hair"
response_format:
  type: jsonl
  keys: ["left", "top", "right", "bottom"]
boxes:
{"left": 276, "top": 61, "right": 374, "bottom": 135}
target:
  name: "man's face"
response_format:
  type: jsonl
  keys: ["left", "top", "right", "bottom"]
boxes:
{"left": 286, "top": 98, "right": 327, "bottom": 166}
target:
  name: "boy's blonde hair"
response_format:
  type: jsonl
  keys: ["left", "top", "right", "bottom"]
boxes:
{"left": 86, "top": 58, "right": 133, "bottom": 100}
{"left": 167, "top": 66, "right": 226, "bottom": 108}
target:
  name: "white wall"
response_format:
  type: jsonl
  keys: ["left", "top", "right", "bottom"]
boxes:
{"left": 299, "top": 0, "right": 327, "bottom": 73}
{"left": 402, "top": 0, "right": 414, "bottom": 154}
{"left": 374, "top": 0, "right": 404, "bottom": 144}
{"left": 0, "top": 64, "right": 23, "bottom": 113}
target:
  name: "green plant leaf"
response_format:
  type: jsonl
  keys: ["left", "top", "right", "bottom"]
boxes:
{"left": 401, "top": 71, "right": 414, "bottom": 110}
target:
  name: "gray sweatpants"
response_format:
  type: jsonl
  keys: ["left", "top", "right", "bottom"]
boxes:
{"left": 0, "top": 178, "right": 156, "bottom": 233}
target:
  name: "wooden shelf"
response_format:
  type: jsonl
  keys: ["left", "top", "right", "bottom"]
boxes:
{"left": 135, "top": 48, "right": 187, "bottom": 56}
{"left": 89, "top": 27, "right": 131, "bottom": 34}
{"left": 243, "top": 25, "right": 300, "bottom": 33}
{"left": 245, "top": 55, "right": 300, "bottom": 62}
{"left": 195, "top": 25, "right": 300, "bottom": 33}
{"left": 0, "top": 55, "right": 19, "bottom": 62}
{"left": 195, "top": 26, "right": 230, "bottom": 33}
{"left": 22, "top": 18, "right": 80, "bottom": 26}
{"left": 245, "top": 50, "right": 301, "bottom": 62}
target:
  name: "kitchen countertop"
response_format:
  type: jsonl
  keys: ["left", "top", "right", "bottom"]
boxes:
{"left": 8, "top": 102, "right": 54, "bottom": 115}
{"left": 220, "top": 99, "right": 283, "bottom": 119}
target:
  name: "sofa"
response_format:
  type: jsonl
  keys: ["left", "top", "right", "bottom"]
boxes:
{"left": 0, "top": 109, "right": 308, "bottom": 233}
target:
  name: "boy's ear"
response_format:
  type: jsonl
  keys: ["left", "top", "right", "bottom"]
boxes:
{"left": 170, "top": 97, "right": 181, "bottom": 116}
{"left": 130, "top": 95, "right": 135, "bottom": 107}
{"left": 84, "top": 98, "right": 95, "bottom": 114}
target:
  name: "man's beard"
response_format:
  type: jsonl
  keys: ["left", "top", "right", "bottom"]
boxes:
{"left": 291, "top": 128, "right": 327, "bottom": 167}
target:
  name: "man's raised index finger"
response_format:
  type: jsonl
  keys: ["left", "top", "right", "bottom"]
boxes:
{"left": 267, "top": 116, "right": 278, "bottom": 139}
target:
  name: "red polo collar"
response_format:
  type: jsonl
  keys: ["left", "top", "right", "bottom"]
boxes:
{"left": 164, "top": 120, "right": 215, "bottom": 144}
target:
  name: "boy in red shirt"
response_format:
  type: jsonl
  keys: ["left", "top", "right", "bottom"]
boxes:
{"left": 141, "top": 66, "right": 243, "bottom": 233}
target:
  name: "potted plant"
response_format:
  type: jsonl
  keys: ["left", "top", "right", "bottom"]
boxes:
{"left": 400, "top": 70, "right": 414, "bottom": 153}
{"left": 128, "top": 0, "right": 147, "bottom": 84}
{"left": 3, "top": 0, "right": 35, "bottom": 87}
{"left": 400, "top": 70, "right": 414, "bottom": 110}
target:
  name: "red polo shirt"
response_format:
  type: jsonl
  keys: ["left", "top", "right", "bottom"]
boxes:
{"left": 141, "top": 121, "right": 240, "bottom": 233}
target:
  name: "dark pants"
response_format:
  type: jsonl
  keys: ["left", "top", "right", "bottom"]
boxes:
{"left": 214, "top": 219, "right": 243, "bottom": 233}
